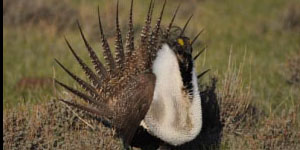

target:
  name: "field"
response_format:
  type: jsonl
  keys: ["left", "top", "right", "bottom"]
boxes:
{"left": 3, "top": 0, "right": 300, "bottom": 149}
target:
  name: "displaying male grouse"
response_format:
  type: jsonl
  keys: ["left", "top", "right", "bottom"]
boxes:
{"left": 55, "top": 0, "right": 206, "bottom": 147}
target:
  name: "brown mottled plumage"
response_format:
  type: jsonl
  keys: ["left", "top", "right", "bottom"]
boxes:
{"left": 55, "top": 0, "right": 206, "bottom": 145}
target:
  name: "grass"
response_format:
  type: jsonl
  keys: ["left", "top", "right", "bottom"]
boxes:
{"left": 3, "top": 100, "right": 124, "bottom": 149}
{"left": 3, "top": 0, "right": 300, "bottom": 149}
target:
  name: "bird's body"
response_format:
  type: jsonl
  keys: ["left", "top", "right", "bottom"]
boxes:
{"left": 55, "top": 0, "right": 205, "bottom": 147}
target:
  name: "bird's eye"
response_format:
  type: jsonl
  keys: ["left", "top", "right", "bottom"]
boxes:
{"left": 177, "top": 38, "right": 184, "bottom": 46}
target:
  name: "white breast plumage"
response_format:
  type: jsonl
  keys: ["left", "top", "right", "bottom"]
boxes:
{"left": 142, "top": 44, "right": 202, "bottom": 146}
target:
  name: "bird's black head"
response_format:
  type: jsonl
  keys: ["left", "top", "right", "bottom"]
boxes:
{"left": 163, "top": 27, "right": 193, "bottom": 62}
{"left": 169, "top": 36, "right": 193, "bottom": 65}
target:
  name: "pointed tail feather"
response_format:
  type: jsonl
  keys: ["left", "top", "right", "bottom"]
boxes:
{"left": 139, "top": 0, "right": 155, "bottom": 70}
{"left": 55, "top": 80, "right": 105, "bottom": 106}
{"left": 76, "top": 21, "right": 108, "bottom": 80}
{"left": 59, "top": 99, "right": 112, "bottom": 124}
{"left": 166, "top": 3, "right": 180, "bottom": 38}
{"left": 54, "top": 59, "right": 101, "bottom": 99}
{"left": 153, "top": 0, "right": 167, "bottom": 35}
{"left": 193, "top": 46, "right": 206, "bottom": 61}
{"left": 98, "top": 6, "right": 116, "bottom": 74}
{"left": 64, "top": 38, "right": 102, "bottom": 88}
{"left": 114, "top": 0, "right": 125, "bottom": 70}
{"left": 191, "top": 29, "right": 204, "bottom": 46}
{"left": 180, "top": 14, "right": 193, "bottom": 37}
{"left": 149, "top": 0, "right": 167, "bottom": 60}
{"left": 197, "top": 69, "right": 210, "bottom": 79}
{"left": 125, "top": 0, "right": 135, "bottom": 60}
{"left": 140, "top": 0, "right": 154, "bottom": 46}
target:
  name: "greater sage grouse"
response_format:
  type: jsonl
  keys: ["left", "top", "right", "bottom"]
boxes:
{"left": 55, "top": 0, "right": 208, "bottom": 147}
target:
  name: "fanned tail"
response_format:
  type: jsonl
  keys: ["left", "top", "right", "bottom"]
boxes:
{"left": 55, "top": 1, "right": 157, "bottom": 145}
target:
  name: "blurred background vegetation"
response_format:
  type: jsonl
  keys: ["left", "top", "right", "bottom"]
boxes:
{"left": 3, "top": 0, "right": 300, "bottom": 149}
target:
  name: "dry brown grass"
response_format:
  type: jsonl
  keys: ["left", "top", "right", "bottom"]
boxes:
{"left": 3, "top": 100, "right": 123, "bottom": 149}
{"left": 219, "top": 55, "right": 300, "bottom": 150}
{"left": 219, "top": 62, "right": 253, "bottom": 135}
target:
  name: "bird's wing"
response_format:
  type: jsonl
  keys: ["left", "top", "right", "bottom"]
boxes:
{"left": 113, "top": 73, "right": 156, "bottom": 144}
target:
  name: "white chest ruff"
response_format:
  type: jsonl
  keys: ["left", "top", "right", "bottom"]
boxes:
{"left": 142, "top": 44, "right": 202, "bottom": 146}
